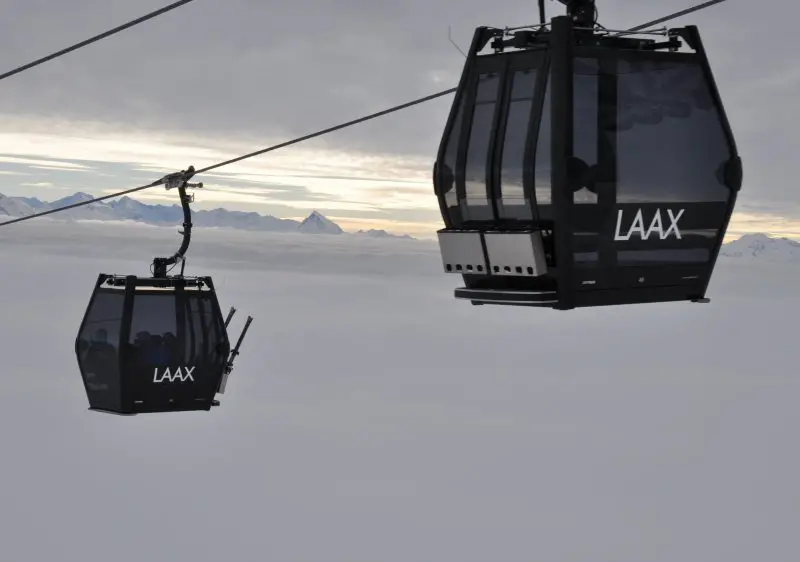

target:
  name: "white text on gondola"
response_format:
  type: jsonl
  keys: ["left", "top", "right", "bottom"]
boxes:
{"left": 614, "top": 208, "right": 684, "bottom": 241}
{"left": 153, "top": 366, "right": 195, "bottom": 383}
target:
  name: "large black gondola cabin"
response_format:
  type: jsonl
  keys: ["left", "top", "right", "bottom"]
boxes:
{"left": 433, "top": 1, "right": 742, "bottom": 309}
{"left": 74, "top": 167, "right": 253, "bottom": 415}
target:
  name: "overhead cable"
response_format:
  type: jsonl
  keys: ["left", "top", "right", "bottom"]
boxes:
{"left": 0, "top": 88, "right": 457, "bottom": 226}
{"left": 0, "top": 0, "right": 196, "bottom": 82}
{"left": 0, "top": 0, "right": 729, "bottom": 227}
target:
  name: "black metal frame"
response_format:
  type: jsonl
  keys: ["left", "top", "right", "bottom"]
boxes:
{"left": 686, "top": 25, "right": 742, "bottom": 298}
{"left": 433, "top": 15, "right": 742, "bottom": 310}
{"left": 550, "top": 16, "right": 575, "bottom": 309}
{"left": 500, "top": 51, "right": 550, "bottom": 225}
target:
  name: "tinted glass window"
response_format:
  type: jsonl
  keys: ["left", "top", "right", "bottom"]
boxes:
{"left": 184, "top": 292, "right": 228, "bottom": 366}
{"left": 617, "top": 248, "right": 710, "bottom": 265}
{"left": 76, "top": 289, "right": 124, "bottom": 406}
{"left": 615, "top": 58, "right": 731, "bottom": 203}
{"left": 441, "top": 96, "right": 466, "bottom": 226}
{"left": 534, "top": 77, "right": 552, "bottom": 206}
{"left": 498, "top": 69, "right": 537, "bottom": 220}
{"left": 462, "top": 73, "right": 500, "bottom": 217}
{"left": 129, "top": 292, "right": 178, "bottom": 366}
{"left": 573, "top": 58, "right": 599, "bottom": 205}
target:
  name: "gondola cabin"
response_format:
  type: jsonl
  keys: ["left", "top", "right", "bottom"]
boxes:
{"left": 76, "top": 275, "right": 231, "bottom": 414}
{"left": 74, "top": 167, "right": 252, "bottom": 415}
{"left": 433, "top": 13, "right": 742, "bottom": 309}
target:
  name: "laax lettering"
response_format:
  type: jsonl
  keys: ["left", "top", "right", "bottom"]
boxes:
{"left": 614, "top": 208, "right": 684, "bottom": 241}
{"left": 153, "top": 366, "right": 195, "bottom": 383}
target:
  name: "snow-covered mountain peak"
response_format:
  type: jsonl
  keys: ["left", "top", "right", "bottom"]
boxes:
{"left": 720, "top": 233, "right": 800, "bottom": 262}
{"left": 298, "top": 210, "right": 344, "bottom": 234}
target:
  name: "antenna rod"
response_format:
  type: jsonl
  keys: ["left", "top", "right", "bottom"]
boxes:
{"left": 224, "top": 306, "right": 237, "bottom": 328}
{"left": 228, "top": 316, "right": 253, "bottom": 369}
{"left": 448, "top": 25, "right": 467, "bottom": 57}
{"left": 538, "top": 0, "right": 546, "bottom": 24}
{"left": 218, "top": 315, "right": 254, "bottom": 394}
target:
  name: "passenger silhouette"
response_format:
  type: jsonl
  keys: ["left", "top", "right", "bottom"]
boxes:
{"left": 162, "top": 332, "right": 178, "bottom": 364}
{"left": 132, "top": 331, "right": 152, "bottom": 368}
{"left": 85, "top": 329, "right": 116, "bottom": 391}
{"left": 147, "top": 334, "right": 169, "bottom": 364}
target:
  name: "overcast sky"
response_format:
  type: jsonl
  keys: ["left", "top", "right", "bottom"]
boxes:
{"left": 0, "top": 0, "right": 795, "bottom": 237}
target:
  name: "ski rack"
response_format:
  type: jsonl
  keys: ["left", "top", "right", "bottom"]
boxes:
{"left": 215, "top": 306, "right": 254, "bottom": 398}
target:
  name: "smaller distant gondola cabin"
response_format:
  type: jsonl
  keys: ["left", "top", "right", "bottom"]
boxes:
{"left": 73, "top": 166, "right": 252, "bottom": 415}
{"left": 75, "top": 275, "right": 231, "bottom": 414}
{"left": 433, "top": 15, "right": 742, "bottom": 309}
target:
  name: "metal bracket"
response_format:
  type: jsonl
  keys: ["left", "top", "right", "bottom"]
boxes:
{"left": 150, "top": 164, "right": 203, "bottom": 278}
{"left": 159, "top": 165, "right": 204, "bottom": 191}
{"left": 556, "top": 0, "right": 597, "bottom": 28}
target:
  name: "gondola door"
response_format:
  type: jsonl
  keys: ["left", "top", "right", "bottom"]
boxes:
{"left": 566, "top": 46, "right": 740, "bottom": 306}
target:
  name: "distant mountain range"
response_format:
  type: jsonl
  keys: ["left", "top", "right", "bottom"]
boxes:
{"left": 0, "top": 191, "right": 414, "bottom": 239}
{"left": 1, "top": 192, "right": 797, "bottom": 256}
{"left": 719, "top": 233, "right": 800, "bottom": 262}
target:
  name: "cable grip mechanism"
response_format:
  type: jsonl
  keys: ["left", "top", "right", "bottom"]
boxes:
{"left": 152, "top": 165, "right": 205, "bottom": 278}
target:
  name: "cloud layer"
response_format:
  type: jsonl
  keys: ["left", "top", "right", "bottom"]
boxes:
{"left": 0, "top": 221, "right": 799, "bottom": 561}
